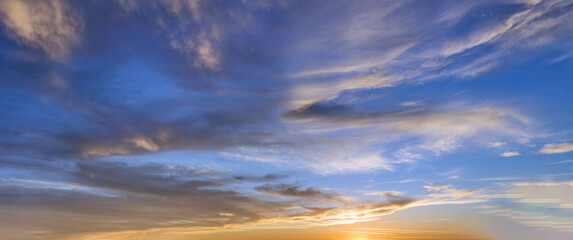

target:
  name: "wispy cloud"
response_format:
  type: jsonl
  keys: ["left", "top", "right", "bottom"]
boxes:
{"left": 0, "top": 0, "right": 83, "bottom": 60}
{"left": 548, "top": 159, "right": 573, "bottom": 165}
{"left": 0, "top": 160, "right": 421, "bottom": 239}
{"left": 117, "top": 0, "right": 269, "bottom": 70}
{"left": 501, "top": 151, "right": 521, "bottom": 157}
{"left": 488, "top": 141, "right": 507, "bottom": 147}
{"left": 284, "top": 0, "right": 573, "bottom": 106}
{"left": 0, "top": 0, "right": 561, "bottom": 176}
{"left": 277, "top": 101, "right": 531, "bottom": 172}
{"left": 476, "top": 180, "right": 573, "bottom": 234}
{"left": 540, "top": 142, "right": 573, "bottom": 154}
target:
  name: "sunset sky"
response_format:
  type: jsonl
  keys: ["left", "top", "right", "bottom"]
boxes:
{"left": 1, "top": 0, "right": 573, "bottom": 239}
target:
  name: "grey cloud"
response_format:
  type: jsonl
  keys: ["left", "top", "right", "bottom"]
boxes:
{"left": 255, "top": 183, "right": 342, "bottom": 202}
{"left": 0, "top": 162, "right": 290, "bottom": 239}
{"left": 233, "top": 174, "right": 287, "bottom": 182}
{"left": 0, "top": 162, "right": 420, "bottom": 239}
{"left": 282, "top": 99, "right": 528, "bottom": 140}
{"left": 0, "top": 186, "right": 261, "bottom": 240}
{"left": 283, "top": 100, "right": 420, "bottom": 123}
{"left": 74, "top": 161, "right": 238, "bottom": 197}
{"left": 65, "top": 109, "right": 278, "bottom": 158}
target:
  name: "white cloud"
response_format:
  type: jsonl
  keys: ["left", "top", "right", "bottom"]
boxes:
{"left": 285, "top": 0, "right": 573, "bottom": 109}
{"left": 388, "top": 107, "right": 529, "bottom": 156}
{"left": 118, "top": 0, "right": 266, "bottom": 70}
{"left": 259, "top": 105, "right": 530, "bottom": 174}
{"left": 413, "top": 185, "right": 484, "bottom": 207}
{"left": 0, "top": 0, "right": 83, "bottom": 60}
{"left": 540, "top": 143, "right": 573, "bottom": 154}
{"left": 400, "top": 100, "right": 425, "bottom": 107}
{"left": 480, "top": 180, "right": 573, "bottom": 233}
{"left": 501, "top": 151, "right": 521, "bottom": 157}
{"left": 440, "top": 21, "right": 513, "bottom": 57}
{"left": 224, "top": 144, "right": 394, "bottom": 175}
{"left": 548, "top": 159, "right": 573, "bottom": 165}
{"left": 424, "top": 185, "right": 449, "bottom": 192}
{"left": 488, "top": 141, "right": 507, "bottom": 147}
{"left": 364, "top": 191, "right": 404, "bottom": 197}
{"left": 82, "top": 136, "right": 160, "bottom": 157}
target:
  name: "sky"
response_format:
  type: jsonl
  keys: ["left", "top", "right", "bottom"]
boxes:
{"left": 1, "top": 0, "right": 573, "bottom": 239}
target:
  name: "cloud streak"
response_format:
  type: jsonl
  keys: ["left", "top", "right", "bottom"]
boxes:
{"left": 0, "top": 160, "right": 422, "bottom": 239}
{"left": 540, "top": 142, "right": 573, "bottom": 154}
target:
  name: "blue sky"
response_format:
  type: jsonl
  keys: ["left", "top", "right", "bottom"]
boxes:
{"left": 1, "top": 0, "right": 573, "bottom": 239}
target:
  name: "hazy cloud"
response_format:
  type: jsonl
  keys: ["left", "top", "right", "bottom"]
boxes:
{"left": 476, "top": 180, "right": 573, "bottom": 235}
{"left": 540, "top": 142, "right": 573, "bottom": 154}
{"left": 0, "top": 0, "right": 83, "bottom": 60}
{"left": 501, "top": 151, "right": 521, "bottom": 157}
{"left": 0, "top": 162, "right": 422, "bottom": 239}
{"left": 488, "top": 141, "right": 507, "bottom": 147}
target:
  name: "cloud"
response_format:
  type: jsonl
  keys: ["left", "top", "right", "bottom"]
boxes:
{"left": 0, "top": 0, "right": 557, "bottom": 176}
{"left": 281, "top": 0, "right": 573, "bottom": 108}
{"left": 0, "top": 161, "right": 420, "bottom": 239}
{"left": 501, "top": 151, "right": 521, "bottom": 157}
{"left": 414, "top": 185, "right": 484, "bottom": 207}
{"left": 51, "top": 194, "right": 419, "bottom": 240}
{"left": 0, "top": 162, "right": 317, "bottom": 238}
{"left": 424, "top": 184, "right": 449, "bottom": 192}
{"left": 540, "top": 143, "right": 573, "bottom": 154}
{"left": 255, "top": 183, "right": 341, "bottom": 201}
{"left": 117, "top": 0, "right": 270, "bottom": 70}
{"left": 548, "top": 159, "right": 573, "bottom": 165}
{"left": 0, "top": 0, "right": 83, "bottom": 60}
{"left": 488, "top": 141, "right": 507, "bottom": 147}
{"left": 283, "top": 101, "right": 417, "bottom": 122}
{"left": 476, "top": 180, "right": 573, "bottom": 234}
{"left": 74, "top": 161, "right": 234, "bottom": 197}
{"left": 60, "top": 106, "right": 279, "bottom": 159}
{"left": 224, "top": 144, "right": 393, "bottom": 175}
{"left": 279, "top": 100, "right": 530, "bottom": 171}
{"left": 234, "top": 174, "right": 287, "bottom": 182}
{"left": 285, "top": 100, "right": 529, "bottom": 139}
{"left": 9, "top": 162, "right": 560, "bottom": 240}
{"left": 0, "top": 1, "right": 572, "bottom": 239}
{"left": 364, "top": 191, "right": 404, "bottom": 197}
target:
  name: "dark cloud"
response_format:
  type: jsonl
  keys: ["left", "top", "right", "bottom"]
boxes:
{"left": 0, "top": 161, "right": 420, "bottom": 239}
{"left": 0, "top": 186, "right": 256, "bottom": 239}
{"left": 0, "top": 0, "right": 291, "bottom": 163}
{"left": 74, "top": 161, "right": 233, "bottom": 197}
{"left": 0, "top": 162, "right": 288, "bottom": 239}
{"left": 233, "top": 174, "right": 287, "bottom": 182}
{"left": 255, "top": 182, "right": 342, "bottom": 202}
{"left": 283, "top": 100, "right": 422, "bottom": 123}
